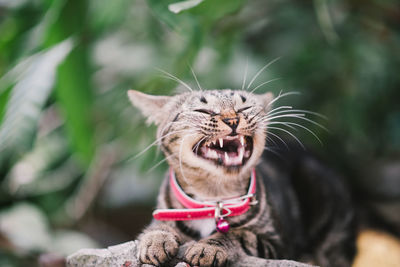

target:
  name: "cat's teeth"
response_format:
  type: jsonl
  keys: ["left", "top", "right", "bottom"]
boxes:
{"left": 238, "top": 147, "right": 244, "bottom": 163}
{"left": 205, "top": 148, "right": 218, "bottom": 159}
{"left": 212, "top": 140, "right": 216, "bottom": 146}
{"left": 240, "top": 136, "right": 245, "bottom": 146}
{"left": 219, "top": 138, "right": 224, "bottom": 148}
{"left": 224, "top": 152, "right": 230, "bottom": 164}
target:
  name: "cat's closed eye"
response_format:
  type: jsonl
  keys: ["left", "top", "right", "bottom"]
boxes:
{"left": 237, "top": 106, "right": 252, "bottom": 113}
{"left": 194, "top": 109, "right": 217, "bottom": 115}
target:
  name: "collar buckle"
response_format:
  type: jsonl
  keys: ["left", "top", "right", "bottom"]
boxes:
{"left": 214, "top": 202, "right": 232, "bottom": 220}
{"left": 249, "top": 194, "right": 258, "bottom": 205}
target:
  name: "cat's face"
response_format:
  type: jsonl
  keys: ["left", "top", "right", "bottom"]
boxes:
{"left": 128, "top": 89, "right": 273, "bottom": 191}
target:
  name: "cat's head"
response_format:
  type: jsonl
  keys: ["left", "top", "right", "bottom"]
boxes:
{"left": 128, "top": 89, "right": 273, "bottom": 195}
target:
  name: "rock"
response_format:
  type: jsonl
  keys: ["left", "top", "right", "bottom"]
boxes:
{"left": 67, "top": 241, "right": 140, "bottom": 267}
{"left": 66, "top": 240, "right": 316, "bottom": 267}
{"left": 235, "top": 256, "right": 315, "bottom": 267}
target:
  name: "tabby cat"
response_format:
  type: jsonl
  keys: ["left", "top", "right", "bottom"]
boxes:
{"left": 128, "top": 88, "right": 356, "bottom": 267}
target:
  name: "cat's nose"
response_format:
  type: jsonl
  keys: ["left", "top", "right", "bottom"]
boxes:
{"left": 222, "top": 117, "right": 240, "bottom": 135}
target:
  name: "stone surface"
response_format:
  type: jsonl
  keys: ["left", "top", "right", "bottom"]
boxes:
{"left": 67, "top": 241, "right": 140, "bottom": 267}
{"left": 66, "top": 240, "right": 316, "bottom": 267}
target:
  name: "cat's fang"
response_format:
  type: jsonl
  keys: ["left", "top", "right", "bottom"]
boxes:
{"left": 219, "top": 138, "right": 224, "bottom": 148}
{"left": 240, "top": 136, "right": 245, "bottom": 146}
{"left": 238, "top": 146, "right": 244, "bottom": 162}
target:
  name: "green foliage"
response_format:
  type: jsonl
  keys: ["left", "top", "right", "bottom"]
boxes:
{"left": 0, "top": 40, "right": 73, "bottom": 164}
{"left": 56, "top": 46, "right": 95, "bottom": 165}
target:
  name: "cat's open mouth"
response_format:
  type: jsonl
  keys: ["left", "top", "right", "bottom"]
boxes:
{"left": 194, "top": 135, "right": 253, "bottom": 167}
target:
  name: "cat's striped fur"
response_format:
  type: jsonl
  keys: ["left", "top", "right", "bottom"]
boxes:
{"left": 128, "top": 89, "right": 356, "bottom": 267}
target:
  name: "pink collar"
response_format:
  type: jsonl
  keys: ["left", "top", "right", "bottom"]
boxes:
{"left": 153, "top": 168, "right": 258, "bottom": 225}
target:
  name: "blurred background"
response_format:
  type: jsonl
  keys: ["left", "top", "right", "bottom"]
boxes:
{"left": 0, "top": 0, "right": 399, "bottom": 265}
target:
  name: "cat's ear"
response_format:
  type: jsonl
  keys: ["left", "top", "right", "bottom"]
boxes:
{"left": 127, "top": 90, "right": 172, "bottom": 125}
{"left": 260, "top": 92, "right": 274, "bottom": 111}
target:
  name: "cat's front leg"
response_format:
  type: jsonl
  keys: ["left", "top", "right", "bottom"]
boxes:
{"left": 137, "top": 223, "right": 181, "bottom": 266}
{"left": 184, "top": 228, "right": 266, "bottom": 267}
{"left": 184, "top": 238, "right": 229, "bottom": 267}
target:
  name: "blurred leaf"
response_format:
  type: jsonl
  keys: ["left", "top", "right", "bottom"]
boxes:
{"left": 0, "top": 39, "right": 73, "bottom": 164}
{"left": 147, "top": 0, "right": 197, "bottom": 35}
{"left": 43, "top": 0, "right": 86, "bottom": 48}
{"left": 43, "top": 0, "right": 96, "bottom": 165}
{"left": 0, "top": 203, "right": 52, "bottom": 253}
{"left": 51, "top": 230, "right": 98, "bottom": 255}
{"left": 55, "top": 45, "right": 95, "bottom": 165}
{"left": 313, "top": 0, "right": 338, "bottom": 44}
{"left": 24, "top": 0, "right": 68, "bottom": 53}
{"left": 0, "top": 0, "right": 30, "bottom": 10}
{"left": 88, "top": 0, "right": 132, "bottom": 35}
{"left": 0, "top": 203, "right": 98, "bottom": 255}
{"left": 0, "top": 86, "right": 12, "bottom": 123}
{"left": 168, "top": 0, "right": 204, "bottom": 14}
{"left": 187, "top": 0, "right": 245, "bottom": 26}
{"left": 5, "top": 132, "right": 79, "bottom": 197}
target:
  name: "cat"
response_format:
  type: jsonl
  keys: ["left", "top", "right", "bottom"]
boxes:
{"left": 127, "top": 88, "right": 356, "bottom": 267}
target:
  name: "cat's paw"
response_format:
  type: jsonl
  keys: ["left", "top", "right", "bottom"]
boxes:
{"left": 138, "top": 230, "right": 180, "bottom": 266}
{"left": 184, "top": 241, "right": 228, "bottom": 267}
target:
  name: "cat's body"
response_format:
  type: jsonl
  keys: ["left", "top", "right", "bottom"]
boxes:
{"left": 128, "top": 89, "right": 356, "bottom": 267}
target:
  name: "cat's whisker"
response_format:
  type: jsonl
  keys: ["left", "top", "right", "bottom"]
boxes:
{"left": 146, "top": 152, "right": 177, "bottom": 173}
{"left": 160, "top": 74, "right": 193, "bottom": 92}
{"left": 278, "top": 122, "right": 297, "bottom": 131}
{"left": 293, "top": 116, "right": 329, "bottom": 132}
{"left": 134, "top": 129, "right": 196, "bottom": 160}
{"left": 193, "top": 136, "right": 207, "bottom": 154}
{"left": 263, "top": 107, "right": 328, "bottom": 132}
{"left": 264, "top": 120, "right": 297, "bottom": 131}
{"left": 266, "top": 108, "right": 328, "bottom": 120}
{"left": 265, "top": 113, "right": 328, "bottom": 132}
{"left": 267, "top": 91, "right": 301, "bottom": 107}
{"left": 189, "top": 66, "right": 203, "bottom": 91}
{"left": 266, "top": 135, "right": 280, "bottom": 149}
{"left": 266, "top": 106, "right": 296, "bottom": 117}
{"left": 241, "top": 58, "right": 249, "bottom": 91}
{"left": 248, "top": 109, "right": 264, "bottom": 123}
{"left": 264, "top": 146, "right": 284, "bottom": 159}
{"left": 159, "top": 120, "right": 187, "bottom": 137}
{"left": 159, "top": 129, "right": 196, "bottom": 143}
{"left": 266, "top": 131, "right": 290, "bottom": 150}
{"left": 268, "top": 126, "right": 305, "bottom": 150}
{"left": 156, "top": 68, "right": 194, "bottom": 92}
{"left": 159, "top": 120, "right": 197, "bottom": 137}
{"left": 250, "top": 78, "right": 281, "bottom": 94}
{"left": 246, "top": 57, "right": 281, "bottom": 90}
{"left": 266, "top": 105, "right": 293, "bottom": 116}
{"left": 261, "top": 113, "right": 306, "bottom": 122}
{"left": 268, "top": 121, "right": 323, "bottom": 145}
